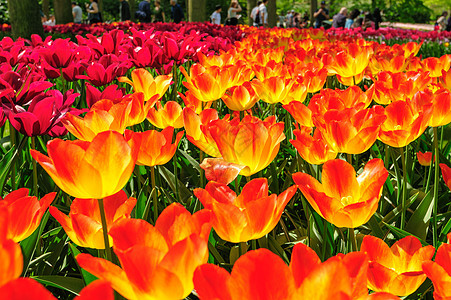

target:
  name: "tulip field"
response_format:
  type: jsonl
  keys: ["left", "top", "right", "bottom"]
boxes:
{"left": 1, "top": 21, "right": 451, "bottom": 299}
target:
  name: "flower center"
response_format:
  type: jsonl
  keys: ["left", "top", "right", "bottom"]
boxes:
{"left": 340, "top": 195, "right": 354, "bottom": 206}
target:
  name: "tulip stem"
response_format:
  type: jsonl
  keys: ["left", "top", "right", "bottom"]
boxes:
{"left": 10, "top": 125, "right": 16, "bottom": 190}
{"left": 239, "top": 242, "right": 247, "bottom": 256}
{"left": 151, "top": 166, "right": 158, "bottom": 222}
{"left": 98, "top": 198, "right": 112, "bottom": 262}
{"left": 346, "top": 153, "right": 352, "bottom": 165}
{"left": 200, "top": 150, "right": 204, "bottom": 188}
{"left": 31, "top": 137, "right": 38, "bottom": 196}
{"left": 400, "top": 147, "right": 407, "bottom": 230}
{"left": 174, "top": 151, "right": 180, "bottom": 203}
{"left": 348, "top": 228, "right": 357, "bottom": 252}
{"left": 432, "top": 126, "right": 439, "bottom": 248}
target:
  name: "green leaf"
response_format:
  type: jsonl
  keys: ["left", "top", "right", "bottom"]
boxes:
{"left": 367, "top": 215, "right": 385, "bottom": 239}
{"left": 405, "top": 191, "right": 433, "bottom": 240}
{"left": 69, "top": 243, "right": 97, "bottom": 286}
{"left": 383, "top": 222, "right": 430, "bottom": 246}
{"left": 31, "top": 276, "right": 85, "bottom": 295}
{"left": 178, "top": 149, "right": 201, "bottom": 173}
{"left": 159, "top": 165, "right": 192, "bottom": 203}
{"left": 0, "top": 136, "right": 27, "bottom": 192}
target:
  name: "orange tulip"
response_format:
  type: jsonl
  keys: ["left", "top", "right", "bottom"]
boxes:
{"left": 49, "top": 190, "right": 136, "bottom": 249}
{"left": 323, "top": 43, "right": 373, "bottom": 84}
{"left": 199, "top": 158, "right": 244, "bottom": 185}
{"left": 194, "top": 178, "right": 296, "bottom": 243}
{"left": 63, "top": 100, "right": 129, "bottom": 141}
{"left": 250, "top": 76, "right": 295, "bottom": 104}
{"left": 0, "top": 189, "right": 55, "bottom": 242}
{"left": 283, "top": 101, "right": 314, "bottom": 127}
{"left": 369, "top": 53, "right": 410, "bottom": 74}
{"left": 221, "top": 82, "right": 259, "bottom": 111}
{"left": 420, "top": 54, "right": 451, "bottom": 77}
{"left": 301, "top": 68, "right": 328, "bottom": 93}
{"left": 441, "top": 163, "right": 451, "bottom": 190}
{"left": 440, "top": 68, "right": 451, "bottom": 90}
{"left": 180, "top": 64, "right": 230, "bottom": 102}
{"left": 77, "top": 203, "right": 211, "bottom": 300}
{"left": 179, "top": 91, "right": 212, "bottom": 114}
{"left": 422, "top": 89, "right": 451, "bottom": 127}
{"left": 422, "top": 233, "right": 451, "bottom": 300}
{"left": 378, "top": 98, "right": 432, "bottom": 148}
{"left": 183, "top": 107, "right": 221, "bottom": 157}
{"left": 118, "top": 68, "right": 172, "bottom": 102}
{"left": 293, "top": 158, "right": 388, "bottom": 228}
{"left": 372, "top": 71, "right": 432, "bottom": 105}
{"left": 0, "top": 226, "right": 22, "bottom": 288}
{"left": 308, "top": 86, "right": 374, "bottom": 117}
{"left": 209, "top": 115, "right": 285, "bottom": 176}
{"left": 252, "top": 60, "right": 290, "bottom": 81}
{"left": 125, "top": 127, "right": 183, "bottom": 167}
{"left": 31, "top": 130, "right": 138, "bottom": 199}
{"left": 75, "top": 280, "right": 114, "bottom": 300}
{"left": 361, "top": 235, "right": 435, "bottom": 296}
{"left": 0, "top": 278, "right": 56, "bottom": 300}
{"left": 194, "top": 243, "right": 371, "bottom": 300}
{"left": 290, "top": 126, "right": 337, "bottom": 165}
{"left": 417, "top": 151, "right": 433, "bottom": 167}
{"left": 194, "top": 248, "right": 297, "bottom": 299}
{"left": 146, "top": 101, "right": 184, "bottom": 129}
{"left": 313, "top": 106, "right": 386, "bottom": 155}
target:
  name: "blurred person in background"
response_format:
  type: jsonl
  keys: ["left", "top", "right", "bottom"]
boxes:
{"left": 119, "top": 0, "right": 131, "bottom": 21}
{"left": 314, "top": 1, "right": 329, "bottom": 28}
{"left": 332, "top": 7, "right": 347, "bottom": 28}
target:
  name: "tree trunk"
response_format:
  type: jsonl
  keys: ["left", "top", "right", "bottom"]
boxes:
{"left": 188, "top": 0, "right": 206, "bottom": 22}
{"left": 42, "top": 0, "right": 50, "bottom": 19}
{"left": 98, "top": 0, "right": 103, "bottom": 13}
{"left": 268, "top": 0, "right": 276, "bottom": 27}
{"left": 310, "top": 0, "right": 317, "bottom": 26}
{"left": 8, "top": 0, "right": 44, "bottom": 39}
{"left": 247, "top": 0, "right": 256, "bottom": 25}
{"left": 54, "top": 0, "right": 73, "bottom": 24}
{"left": 129, "top": 0, "right": 136, "bottom": 22}
{"left": 185, "top": 0, "right": 189, "bottom": 21}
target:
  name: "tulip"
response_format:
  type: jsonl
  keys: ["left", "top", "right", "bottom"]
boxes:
{"left": 0, "top": 228, "right": 22, "bottom": 287}
{"left": 31, "top": 130, "right": 138, "bottom": 199}
{"left": 183, "top": 107, "right": 221, "bottom": 157}
{"left": 124, "top": 127, "right": 183, "bottom": 167}
{"left": 420, "top": 54, "right": 451, "bottom": 77}
{"left": 323, "top": 43, "right": 373, "bottom": 84}
{"left": 422, "top": 233, "right": 451, "bottom": 300}
{"left": 426, "top": 89, "right": 451, "bottom": 127}
{"left": 290, "top": 126, "right": 337, "bottom": 165}
{"left": 441, "top": 163, "right": 451, "bottom": 190}
{"left": 50, "top": 190, "right": 136, "bottom": 249}
{"left": 378, "top": 98, "right": 432, "bottom": 148}
{"left": 0, "top": 278, "right": 56, "bottom": 300}
{"left": 179, "top": 91, "right": 212, "bottom": 114}
{"left": 250, "top": 76, "right": 295, "bottom": 104}
{"left": 199, "top": 158, "right": 244, "bottom": 185}
{"left": 194, "top": 248, "right": 296, "bottom": 299}
{"left": 62, "top": 100, "right": 129, "bottom": 141}
{"left": 283, "top": 101, "right": 314, "bottom": 127}
{"left": 85, "top": 83, "right": 126, "bottom": 108}
{"left": 417, "top": 151, "right": 433, "bottom": 167}
{"left": 209, "top": 115, "right": 285, "bottom": 176}
{"left": 194, "top": 178, "right": 296, "bottom": 243}
{"left": 194, "top": 243, "right": 371, "bottom": 300}
{"left": 180, "top": 64, "right": 230, "bottom": 102}
{"left": 0, "top": 188, "right": 55, "bottom": 242}
{"left": 5, "top": 90, "right": 80, "bottom": 137}
{"left": 118, "top": 68, "right": 172, "bottom": 102}
{"left": 440, "top": 68, "right": 451, "bottom": 90}
{"left": 308, "top": 86, "right": 374, "bottom": 117}
{"left": 313, "top": 106, "right": 386, "bottom": 155}
{"left": 361, "top": 235, "right": 435, "bottom": 296}
{"left": 77, "top": 203, "right": 211, "bottom": 300}
{"left": 75, "top": 281, "right": 114, "bottom": 300}
{"left": 221, "top": 82, "right": 259, "bottom": 111}
{"left": 78, "top": 54, "right": 131, "bottom": 87}
{"left": 146, "top": 101, "right": 184, "bottom": 129}
{"left": 293, "top": 158, "right": 388, "bottom": 228}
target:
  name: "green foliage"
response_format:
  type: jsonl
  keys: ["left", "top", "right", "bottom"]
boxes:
{"left": 384, "top": 0, "right": 432, "bottom": 23}
{"left": 0, "top": 0, "right": 9, "bottom": 23}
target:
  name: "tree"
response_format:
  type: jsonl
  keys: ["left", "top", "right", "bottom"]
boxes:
{"left": 188, "top": 0, "right": 206, "bottom": 22}
{"left": 42, "top": 0, "right": 50, "bottom": 18}
{"left": 54, "top": 0, "right": 73, "bottom": 24}
{"left": 7, "top": 0, "right": 43, "bottom": 39}
{"left": 310, "top": 0, "right": 317, "bottom": 26}
{"left": 268, "top": 0, "right": 276, "bottom": 27}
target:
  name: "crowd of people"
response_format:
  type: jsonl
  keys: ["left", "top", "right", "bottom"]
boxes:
{"left": 312, "top": 1, "right": 383, "bottom": 31}
{"left": 436, "top": 11, "right": 451, "bottom": 31}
